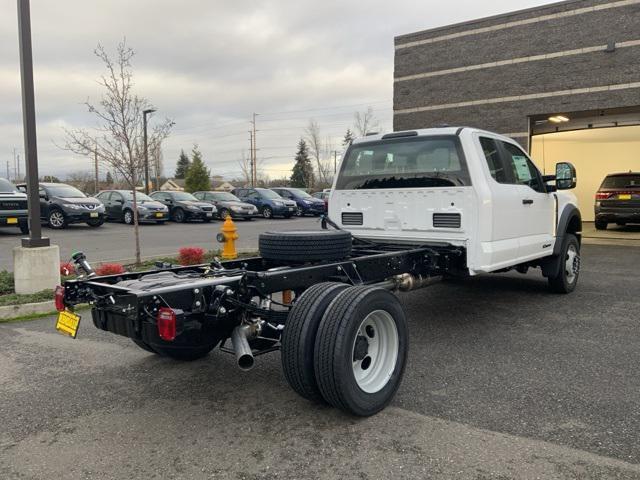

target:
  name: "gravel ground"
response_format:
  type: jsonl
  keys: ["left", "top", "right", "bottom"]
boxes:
{"left": 1, "top": 244, "right": 639, "bottom": 479}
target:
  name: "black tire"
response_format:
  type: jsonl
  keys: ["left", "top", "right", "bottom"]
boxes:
{"left": 131, "top": 338, "right": 156, "bottom": 353}
{"left": 172, "top": 208, "right": 185, "bottom": 223}
{"left": 548, "top": 234, "right": 580, "bottom": 294}
{"left": 48, "top": 209, "right": 67, "bottom": 229}
{"left": 123, "top": 209, "right": 134, "bottom": 225}
{"left": 244, "top": 217, "right": 253, "bottom": 221}
{"left": 281, "top": 282, "right": 351, "bottom": 403}
{"left": 203, "top": 218, "right": 212, "bottom": 223}
{"left": 19, "top": 222, "right": 29, "bottom": 234}
{"left": 87, "top": 218, "right": 104, "bottom": 228}
{"left": 156, "top": 221, "right": 166, "bottom": 225}
{"left": 296, "top": 206, "right": 304, "bottom": 217}
{"left": 259, "top": 230, "right": 352, "bottom": 262}
{"left": 314, "top": 286, "right": 408, "bottom": 416}
{"left": 594, "top": 219, "right": 607, "bottom": 230}
{"left": 152, "top": 344, "right": 217, "bottom": 361}
{"left": 616, "top": 222, "right": 627, "bottom": 227}
{"left": 284, "top": 214, "right": 293, "bottom": 219}
{"left": 219, "top": 208, "right": 231, "bottom": 220}
{"left": 262, "top": 206, "right": 273, "bottom": 219}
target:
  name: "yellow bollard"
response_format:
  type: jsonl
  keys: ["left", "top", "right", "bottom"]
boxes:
{"left": 218, "top": 216, "right": 239, "bottom": 260}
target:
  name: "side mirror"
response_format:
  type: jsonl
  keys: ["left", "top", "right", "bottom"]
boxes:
{"left": 116, "top": 199, "right": 124, "bottom": 204}
{"left": 555, "top": 162, "right": 577, "bottom": 190}
{"left": 39, "top": 193, "right": 46, "bottom": 200}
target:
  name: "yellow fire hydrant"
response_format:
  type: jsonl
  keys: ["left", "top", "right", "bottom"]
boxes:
{"left": 217, "top": 216, "right": 239, "bottom": 260}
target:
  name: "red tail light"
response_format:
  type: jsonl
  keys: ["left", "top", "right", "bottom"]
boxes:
{"left": 595, "top": 192, "right": 611, "bottom": 200}
{"left": 157, "top": 307, "right": 176, "bottom": 341}
{"left": 54, "top": 285, "right": 65, "bottom": 312}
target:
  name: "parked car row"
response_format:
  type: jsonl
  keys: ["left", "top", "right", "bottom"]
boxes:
{"left": 1, "top": 178, "right": 329, "bottom": 231}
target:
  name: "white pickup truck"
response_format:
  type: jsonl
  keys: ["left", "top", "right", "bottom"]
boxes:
{"left": 58, "top": 126, "right": 581, "bottom": 417}
{"left": 330, "top": 126, "right": 582, "bottom": 293}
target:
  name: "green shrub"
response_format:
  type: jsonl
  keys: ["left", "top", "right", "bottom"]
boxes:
{"left": 0, "top": 270, "right": 14, "bottom": 295}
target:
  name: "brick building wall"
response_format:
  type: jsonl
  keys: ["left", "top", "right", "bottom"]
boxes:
{"left": 393, "top": 0, "right": 640, "bottom": 148}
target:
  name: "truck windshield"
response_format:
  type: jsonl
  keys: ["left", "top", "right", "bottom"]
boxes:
{"left": 0, "top": 179, "right": 18, "bottom": 193}
{"left": 335, "top": 136, "right": 469, "bottom": 190}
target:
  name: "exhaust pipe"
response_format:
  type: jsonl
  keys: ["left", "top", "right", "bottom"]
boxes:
{"left": 379, "top": 273, "right": 443, "bottom": 292}
{"left": 231, "top": 324, "right": 255, "bottom": 371}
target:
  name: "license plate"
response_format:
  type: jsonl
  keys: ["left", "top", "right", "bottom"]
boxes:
{"left": 155, "top": 212, "right": 164, "bottom": 218}
{"left": 90, "top": 212, "right": 99, "bottom": 218}
{"left": 7, "top": 217, "right": 17, "bottom": 224}
{"left": 56, "top": 310, "right": 81, "bottom": 339}
{"left": 618, "top": 194, "right": 632, "bottom": 200}
{"left": 206, "top": 212, "right": 213, "bottom": 217}
{"left": 288, "top": 207, "right": 295, "bottom": 211}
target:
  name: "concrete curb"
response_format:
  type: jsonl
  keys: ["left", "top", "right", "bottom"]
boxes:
{"left": 0, "top": 300, "right": 55, "bottom": 320}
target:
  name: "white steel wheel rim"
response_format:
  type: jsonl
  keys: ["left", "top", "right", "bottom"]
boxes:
{"left": 565, "top": 244, "right": 580, "bottom": 284}
{"left": 50, "top": 211, "right": 64, "bottom": 227}
{"left": 351, "top": 310, "right": 399, "bottom": 394}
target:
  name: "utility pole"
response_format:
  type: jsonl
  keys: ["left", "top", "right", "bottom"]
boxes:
{"left": 16, "top": 153, "right": 21, "bottom": 181}
{"left": 251, "top": 113, "right": 258, "bottom": 186}
{"left": 94, "top": 140, "right": 98, "bottom": 194}
{"left": 248, "top": 130, "right": 254, "bottom": 187}
{"left": 333, "top": 151, "right": 338, "bottom": 174}
{"left": 13, "top": 148, "right": 17, "bottom": 181}
{"left": 6, "top": 160, "right": 9, "bottom": 179}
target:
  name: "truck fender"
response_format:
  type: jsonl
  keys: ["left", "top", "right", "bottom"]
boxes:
{"left": 541, "top": 205, "right": 581, "bottom": 278}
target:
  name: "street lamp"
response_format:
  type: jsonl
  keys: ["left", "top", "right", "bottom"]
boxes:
{"left": 143, "top": 108, "right": 156, "bottom": 194}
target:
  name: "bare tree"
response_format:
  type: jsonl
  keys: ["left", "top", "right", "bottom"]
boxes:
{"left": 354, "top": 107, "right": 380, "bottom": 137}
{"left": 63, "top": 40, "right": 173, "bottom": 264}
{"left": 237, "top": 150, "right": 265, "bottom": 186}
{"left": 66, "top": 171, "right": 95, "bottom": 193}
{"left": 304, "top": 119, "right": 333, "bottom": 186}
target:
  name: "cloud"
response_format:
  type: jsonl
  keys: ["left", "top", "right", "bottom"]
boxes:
{"left": 0, "top": 0, "right": 554, "bottom": 180}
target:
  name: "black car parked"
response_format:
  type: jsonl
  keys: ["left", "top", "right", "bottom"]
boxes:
{"left": 0, "top": 178, "right": 29, "bottom": 234}
{"left": 149, "top": 191, "right": 217, "bottom": 223}
{"left": 18, "top": 182, "right": 104, "bottom": 229}
{"left": 96, "top": 190, "right": 169, "bottom": 224}
{"left": 595, "top": 172, "right": 640, "bottom": 230}
{"left": 192, "top": 191, "right": 258, "bottom": 220}
{"left": 271, "top": 187, "right": 327, "bottom": 216}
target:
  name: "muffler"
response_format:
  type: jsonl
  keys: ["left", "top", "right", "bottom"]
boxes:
{"left": 231, "top": 324, "right": 255, "bottom": 371}
{"left": 380, "top": 273, "right": 443, "bottom": 292}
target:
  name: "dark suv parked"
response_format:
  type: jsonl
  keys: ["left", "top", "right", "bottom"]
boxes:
{"left": 0, "top": 178, "right": 29, "bottom": 234}
{"left": 232, "top": 187, "right": 297, "bottom": 219}
{"left": 271, "top": 187, "right": 327, "bottom": 216}
{"left": 150, "top": 191, "right": 216, "bottom": 222}
{"left": 18, "top": 182, "right": 104, "bottom": 229}
{"left": 595, "top": 172, "right": 640, "bottom": 230}
{"left": 192, "top": 191, "right": 258, "bottom": 220}
{"left": 96, "top": 190, "right": 169, "bottom": 224}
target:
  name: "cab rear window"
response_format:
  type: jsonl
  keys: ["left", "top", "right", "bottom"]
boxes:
{"left": 335, "top": 136, "right": 469, "bottom": 190}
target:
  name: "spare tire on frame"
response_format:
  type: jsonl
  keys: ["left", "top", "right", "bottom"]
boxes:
{"left": 259, "top": 230, "right": 352, "bottom": 262}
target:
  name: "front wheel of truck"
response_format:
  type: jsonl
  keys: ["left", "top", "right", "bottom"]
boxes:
{"left": 547, "top": 234, "right": 580, "bottom": 294}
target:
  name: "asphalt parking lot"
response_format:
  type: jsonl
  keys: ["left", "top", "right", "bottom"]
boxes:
{"left": 1, "top": 244, "right": 639, "bottom": 479}
{"left": 0, "top": 216, "right": 319, "bottom": 271}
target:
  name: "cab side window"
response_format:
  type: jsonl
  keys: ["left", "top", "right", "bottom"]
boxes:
{"left": 500, "top": 142, "right": 545, "bottom": 193}
{"left": 479, "top": 137, "right": 508, "bottom": 183}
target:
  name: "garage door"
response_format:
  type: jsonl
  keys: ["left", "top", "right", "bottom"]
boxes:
{"left": 530, "top": 125, "right": 640, "bottom": 221}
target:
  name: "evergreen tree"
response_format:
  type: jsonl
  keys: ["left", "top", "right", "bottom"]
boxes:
{"left": 105, "top": 171, "right": 114, "bottom": 184}
{"left": 185, "top": 145, "right": 210, "bottom": 192}
{"left": 290, "top": 139, "right": 314, "bottom": 188}
{"left": 175, "top": 149, "right": 191, "bottom": 179}
{"left": 342, "top": 129, "right": 355, "bottom": 147}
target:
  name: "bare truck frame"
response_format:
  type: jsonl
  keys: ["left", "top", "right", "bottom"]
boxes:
{"left": 59, "top": 227, "right": 464, "bottom": 416}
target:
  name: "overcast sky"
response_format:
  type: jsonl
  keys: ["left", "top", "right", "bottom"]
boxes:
{"left": 1, "top": 0, "right": 554, "bottom": 181}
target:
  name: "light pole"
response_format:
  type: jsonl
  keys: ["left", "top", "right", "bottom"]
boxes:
{"left": 17, "top": 0, "right": 47, "bottom": 248}
{"left": 143, "top": 108, "right": 156, "bottom": 194}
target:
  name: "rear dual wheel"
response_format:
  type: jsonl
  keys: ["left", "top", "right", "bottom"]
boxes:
{"left": 283, "top": 284, "right": 408, "bottom": 416}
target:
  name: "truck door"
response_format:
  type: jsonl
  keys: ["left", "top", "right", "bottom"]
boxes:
{"left": 498, "top": 140, "right": 555, "bottom": 261}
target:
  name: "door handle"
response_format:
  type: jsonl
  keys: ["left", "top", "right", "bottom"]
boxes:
{"left": 522, "top": 199, "right": 534, "bottom": 205}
